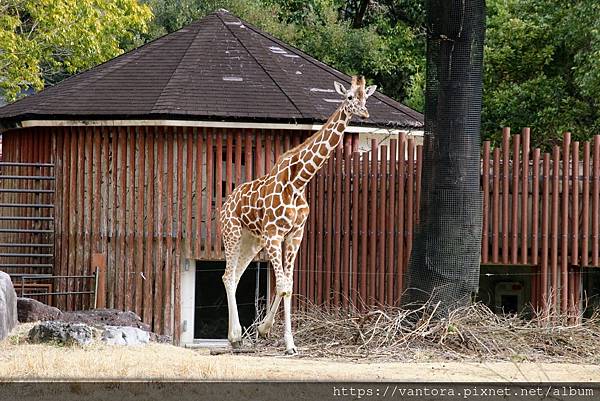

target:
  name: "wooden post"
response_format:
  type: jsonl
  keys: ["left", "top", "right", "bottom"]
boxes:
{"left": 92, "top": 253, "right": 107, "bottom": 309}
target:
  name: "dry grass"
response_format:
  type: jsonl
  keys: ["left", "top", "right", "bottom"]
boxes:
{"left": 2, "top": 302, "right": 600, "bottom": 381}
{"left": 248, "top": 301, "right": 600, "bottom": 363}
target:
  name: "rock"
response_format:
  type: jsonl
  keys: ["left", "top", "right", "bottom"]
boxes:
{"left": 59, "top": 309, "right": 151, "bottom": 331}
{"left": 0, "top": 271, "right": 17, "bottom": 341}
{"left": 101, "top": 326, "right": 149, "bottom": 346}
{"left": 17, "top": 297, "right": 62, "bottom": 323}
{"left": 28, "top": 321, "right": 94, "bottom": 346}
{"left": 149, "top": 332, "right": 172, "bottom": 343}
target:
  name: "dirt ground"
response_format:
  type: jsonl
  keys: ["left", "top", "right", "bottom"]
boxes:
{"left": 1, "top": 324, "right": 599, "bottom": 381}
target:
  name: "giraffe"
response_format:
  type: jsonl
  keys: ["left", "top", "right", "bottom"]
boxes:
{"left": 219, "top": 75, "right": 377, "bottom": 355}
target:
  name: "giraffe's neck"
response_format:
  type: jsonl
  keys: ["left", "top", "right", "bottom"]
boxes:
{"left": 291, "top": 104, "right": 352, "bottom": 190}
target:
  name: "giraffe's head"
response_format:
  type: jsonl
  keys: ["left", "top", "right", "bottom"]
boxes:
{"left": 334, "top": 75, "right": 377, "bottom": 119}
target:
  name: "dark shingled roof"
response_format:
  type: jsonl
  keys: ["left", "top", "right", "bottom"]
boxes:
{"left": 0, "top": 10, "right": 423, "bottom": 129}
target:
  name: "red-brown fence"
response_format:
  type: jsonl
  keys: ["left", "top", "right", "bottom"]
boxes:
{"left": 296, "top": 135, "right": 422, "bottom": 310}
{"left": 0, "top": 125, "right": 598, "bottom": 337}
{"left": 480, "top": 129, "right": 600, "bottom": 315}
{"left": 295, "top": 128, "right": 600, "bottom": 316}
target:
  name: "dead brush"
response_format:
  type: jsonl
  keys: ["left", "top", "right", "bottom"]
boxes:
{"left": 246, "top": 297, "right": 600, "bottom": 362}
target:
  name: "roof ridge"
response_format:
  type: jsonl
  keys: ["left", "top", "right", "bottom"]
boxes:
{"left": 151, "top": 20, "right": 205, "bottom": 113}
{"left": 236, "top": 16, "right": 422, "bottom": 121}
{"left": 215, "top": 13, "right": 306, "bottom": 118}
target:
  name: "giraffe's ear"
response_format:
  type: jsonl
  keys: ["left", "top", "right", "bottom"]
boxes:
{"left": 365, "top": 85, "right": 377, "bottom": 98}
{"left": 334, "top": 81, "right": 347, "bottom": 96}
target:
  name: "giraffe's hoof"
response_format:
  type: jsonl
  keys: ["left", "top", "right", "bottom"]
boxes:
{"left": 230, "top": 340, "right": 243, "bottom": 349}
{"left": 257, "top": 324, "right": 271, "bottom": 339}
{"left": 285, "top": 347, "right": 298, "bottom": 356}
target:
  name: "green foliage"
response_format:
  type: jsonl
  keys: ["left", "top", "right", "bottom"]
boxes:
{"left": 3, "top": 0, "right": 599, "bottom": 150}
{"left": 483, "top": 0, "right": 600, "bottom": 149}
{"left": 0, "top": 0, "right": 152, "bottom": 101}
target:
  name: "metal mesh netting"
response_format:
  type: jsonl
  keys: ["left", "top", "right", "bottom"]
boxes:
{"left": 404, "top": 0, "right": 485, "bottom": 314}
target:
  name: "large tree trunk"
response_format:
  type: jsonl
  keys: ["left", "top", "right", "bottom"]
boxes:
{"left": 403, "top": 0, "right": 486, "bottom": 315}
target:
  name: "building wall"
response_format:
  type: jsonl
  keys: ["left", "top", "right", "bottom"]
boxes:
{"left": 0, "top": 125, "right": 362, "bottom": 340}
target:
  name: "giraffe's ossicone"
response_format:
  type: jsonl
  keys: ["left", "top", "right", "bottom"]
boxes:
{"left": 219, "top": 75, "right": 376, "bottom": 354}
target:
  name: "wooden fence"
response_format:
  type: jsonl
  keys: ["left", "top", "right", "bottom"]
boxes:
{"left": 1, "top": 125, "right": 599, "bottom": 337}
{"left": 295, "top": 135, "right": 422, "bottom": 310}
{"left": 480, "top": 129, "right": 600, "bottom": 314}
{"left": 295, "top": 128, "right": 600, "bottom": 315}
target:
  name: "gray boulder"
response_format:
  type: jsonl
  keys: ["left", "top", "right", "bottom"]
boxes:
{"left": 0, "top": 271, "right": 17, "bottom": 341}
{"left": 101, "top": 326, "right": 149, "bottom": 346}
{"left": 17, "top": 297, "right": 62, "bottom": 323}
{"left": 28, "top": 321, "right": 94, "bottom": 346}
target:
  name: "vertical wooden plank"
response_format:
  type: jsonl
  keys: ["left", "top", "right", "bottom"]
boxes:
{"left": 377, "top": 145, "right": 387, "bottom": 305}
{"left": 132, "top": 127, "right": 148, "bottom": 316}
{"left": 74, "top": 128, "right": 85, "bottom": 309}
{"left": 274, "top": 131, "right": 282, "bottom": 164}
{"left": 254, "top": 130, "right": 262, "bottom": 178}
{"left": 592, "top": 136, "right": 600, "bottom": 267}
{"left": 571, "top": 141, "right": 580, "bottom": 267}
{"left": 215, "top": 131, "right": 223, "bottom": 258}
{"left": 541, "top": 153, "right": 550, "bottom": 309}
{"left": 53, "top": 128, "right": 63, "bottom": 308}
{"left": 165, "top": 127, "right": 175, "bottom": 335}
{"left": 265, "top": 131, "right": 272, "bottom": 173}
{"left": 226, "top": 133, "right": 233, "bottom": 197}
{"left": 117, "top": 127, "right": 128, "bottom": 311}
{"left": 154, "top": 127, "right": 165, "bottom": 334}
{"left": 174, "top": 127, "right": 184, "bottom": 342}
{"left": 492, "top": 148, "right": 501, "bottom": 264}
{"left": 561, "top": 132, "right": 571, "bottom": 313}
{"left": 315, "top": 164, "right": 325, "bottom": 305}
{"left": 325, "top": 156, "right": 334, "bottom": 306}
{"left": 482, "top": 141, "right": 490, "bottom": 264}
{"left": 342, "top": 143, "right": 352, "bottom": 308}
{"left": 206, "top": 130, "right": 213, "bottom": 258}
{"left": 84, "top": 127, "right": 94, "bottom": 308}
{"left": 502, "top": 128, "right": 510, "bottom": 264}
{"left": 244, "top": 130, "right": 252, "bottom": 188}
{"left": 531, "top": 149, "right": 541, "bottom": 267}
{"left": 406, "top": 139, "right": 415, "bottom": 266}
{"left": 331, "top": 145, "right": 342, "bottom": 306}
{"left": 387, "top": 141, "right": 396, "bottom": 305}
{"left": 93, "top": 127, "right": 102, "bottom": 269}
{"left": 186, "top": 128, "right": 194, "bottom": 256}
{"left": 195, "top": 129, "right": 204, "bottom": 257}
{"left": 369, "top": 140, "right": 377, "bottom": 305}
{"left": 307, "top": 166, "right": 317, "bottom": 303}
{"left": 144, "top": 128, "right": 155, "bottom": 325}
{"left": 551, "top": 146, "right": 560, "bottom": 310}
{"left": 126, "top": 127, "right": 136, "bottom": 313}
{"left": 582, "top": 142, "right": 590, "bottom": 267}
{"left": 235, "top": 130, "right": 243, "bottom": 186}
{"left": 60, "top": 128, "right": 71, "bottom": 310}
{"left": 511, "top": 134, "right": 520, "bottom": 264}
{"left": 109, "top": 127, "right": 118, "bottom": 309}
{"left": 359, "top": 155, "right": 369, "bottom": 308}
{"left": 521, "top": 128, "right": 530, "bottom": 265}
{"left": 351, "top": 154, "right": 360, "bottom": 308}
{"left": 396, "top": 135, "right": 406, "bottom": 300}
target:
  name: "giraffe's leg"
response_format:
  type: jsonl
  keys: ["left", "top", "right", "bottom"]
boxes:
{"left": 260, "top": 234, "right": 300, "bottom": 351}
{"left": 281, "top": 221, "right": 306, "bottom": 355}
{"left": 257, "top": 293, "right": 282, "bottom": 338}
{"left": 257, "top": 222, "right": 306, "bottom": 342}
{"left": 222, "top": 218, "right": 244, "bottom": 348}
